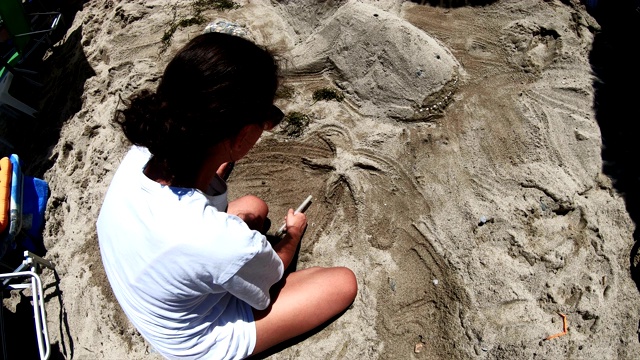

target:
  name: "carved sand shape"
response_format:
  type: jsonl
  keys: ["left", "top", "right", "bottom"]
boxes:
{"left": 233, "top": 118, "right": 472, "bottom": 358}
{"left": 288, "top": 1, "right": 464, "bottom": 122}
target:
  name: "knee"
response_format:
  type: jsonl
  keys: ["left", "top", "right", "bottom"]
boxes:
{"left": 247, "top": 195, "right": 269, "bottom": 218}
{"left": 230, "top": 195, "right": 269, "bottom": 231}
{"left": 326, "top": 267, "right": 357, "bottom": 305}
{"left": 339, "top": 267, "right": 358, "bottom": 303}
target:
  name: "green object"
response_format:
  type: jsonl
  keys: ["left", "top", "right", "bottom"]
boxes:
{"left": 0, "top": 0, "right": 30, "bottom": 52}
{"left": 0, "top": 51, "right": 20, "bottom": 79}
{"left": 280, "top": 112, "right": 310, "bottom": 138}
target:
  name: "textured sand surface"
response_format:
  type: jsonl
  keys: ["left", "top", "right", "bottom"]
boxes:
{"left": 1, "top": 1, "right": 638, "bottom": 359}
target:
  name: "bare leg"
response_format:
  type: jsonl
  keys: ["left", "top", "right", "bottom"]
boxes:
{"left": 227, "top": 195, "right": 268, "bottom": 231}
{"left": 250, "top": 267, "right": 357, "bottom": 355}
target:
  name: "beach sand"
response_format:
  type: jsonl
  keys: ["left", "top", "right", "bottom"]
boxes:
{"left": 1, "top": 0, "right": 639, "bottom": 359}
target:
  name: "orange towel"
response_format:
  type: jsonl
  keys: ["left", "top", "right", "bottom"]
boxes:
{"left": 0, "top": 157, "right": 12, "bottom": 233}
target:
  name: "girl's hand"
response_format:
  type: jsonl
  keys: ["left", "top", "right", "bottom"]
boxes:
{"left": 216, "top": 162, "right": 235, "bottom": 181}
{"left": 273, "top": 209, "right": 307, "bottom": 269}
{"left": 284, "top": 208, "right": 307, "bottom": 240}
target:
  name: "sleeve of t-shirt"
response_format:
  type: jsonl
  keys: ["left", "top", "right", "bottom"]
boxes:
{"left": 221, "top": 229, "right": 284, "bottom": 310}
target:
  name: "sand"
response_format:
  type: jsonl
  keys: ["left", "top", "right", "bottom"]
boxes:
{"left": 1, "top": 0, "right": 638, "bottom": 359}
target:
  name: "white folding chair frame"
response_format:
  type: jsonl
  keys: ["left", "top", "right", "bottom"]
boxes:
{"left": 0, "top": 251, "right": 54, "bottom": 360}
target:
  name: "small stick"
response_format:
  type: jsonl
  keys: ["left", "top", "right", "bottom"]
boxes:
{"left": 544, "top": 313, "right": 568, "bottom": 340}
{"left": 275, "top": 195, "right": 313, "bottom": 237}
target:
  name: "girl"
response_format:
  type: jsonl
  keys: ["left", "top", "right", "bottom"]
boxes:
{"left": 97, "top": 33, "right": 357, "bottom": 359}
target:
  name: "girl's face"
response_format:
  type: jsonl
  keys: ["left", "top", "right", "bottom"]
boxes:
{"left": 233, "top": 123, "right": 265, "bottom": 160}
{"left": 231, "top": 105, "right": 283, "bottom": 160}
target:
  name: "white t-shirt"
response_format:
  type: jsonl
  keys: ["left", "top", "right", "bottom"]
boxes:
{"left": 97, "top": 146, "right": 284, "bottom": 359}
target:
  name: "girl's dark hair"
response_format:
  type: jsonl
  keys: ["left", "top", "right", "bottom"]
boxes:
{"left": 117, "top": 33, "right": 279, "bottom": 185}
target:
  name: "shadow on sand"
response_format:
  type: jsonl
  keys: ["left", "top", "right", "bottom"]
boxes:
{"left": 587, "top": 2, "right": 640, "bottom": 291}
{"left": 0, "top": 2, "right": 95, "bottom": 177}
{"left": 1, "top": 1, "right": 93, "bottom": 359}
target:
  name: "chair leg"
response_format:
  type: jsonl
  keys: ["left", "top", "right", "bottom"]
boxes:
{"left": 0, "top": 72, "right": 37, "bottom": 118}
{"left": 26, "top": 250, "right": 54, "bottom": 360}
{"left": 30, "top": 272, "right": 49, "bottom": 360}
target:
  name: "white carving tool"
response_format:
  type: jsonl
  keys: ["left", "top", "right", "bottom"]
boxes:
{"left": 275, "top": 195, "right": 313, "bottom": 237}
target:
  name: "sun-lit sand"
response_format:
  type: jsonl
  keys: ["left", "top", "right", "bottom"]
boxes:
{"left": 2, "top": 0, "right": 638, "bottom": 359}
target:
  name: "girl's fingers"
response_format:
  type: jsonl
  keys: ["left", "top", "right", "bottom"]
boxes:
{"left": 216, "top": 162, "right": 235, "bottom": 180}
